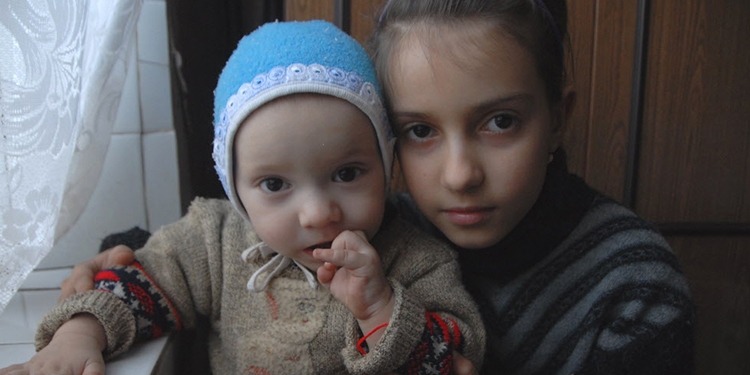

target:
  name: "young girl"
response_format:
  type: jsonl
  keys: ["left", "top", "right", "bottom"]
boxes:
{"left": 55, "top": 1, "right": 696, "bottom": 374}
{"left": 0, "top": 20, "right": 484, "bottom": 375}
{"left": 374, "top": 1, "right": 694, "bottom": 374}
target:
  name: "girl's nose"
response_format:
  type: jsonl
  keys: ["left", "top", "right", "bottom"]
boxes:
{"left": 298, "top": 193, "right": 342, "bottom": 228}
{"left": 441, "top": 142, "right": 484, "bottom": 192}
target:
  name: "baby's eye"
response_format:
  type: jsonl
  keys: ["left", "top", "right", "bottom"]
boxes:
{"left": 402, "top": 124, "right": 435, "bottom": 141}
{"left": 333, "top": 167, "right": 362, "bottom": 182}
{"left": 485, "top": 114, "right": 518, "bottom": 133}
{"left": 260, "top": 178, "right": 289, "bottom": 193}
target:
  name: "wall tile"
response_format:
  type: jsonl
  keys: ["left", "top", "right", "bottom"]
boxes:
{"left": 39, "top": 134, "right": 148, "bottom": 269}
{"left": 22, "top": 291, "right": 59, "bottom": 330}
{"left": 19, "top": 268, "right": 71, "bottom": 290}
{"left": 142, "top": 131, "right": 181, "bottom": 232}
{"left": 138, "top": 62, "right": 173, "bottom": 133}
{"left": 113, "top": 45, "right": 141, "bottom": 135}
{"left": 137, "top": 1, "right": 169, "bottom": 65}
{"left": 0, "top": 344, "right": 36, "bottom": 367}
{"left": 0, "top": 293, "right": 30, "bottom": 344}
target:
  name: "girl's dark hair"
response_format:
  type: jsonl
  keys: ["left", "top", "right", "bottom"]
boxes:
{"left": 369, "top": 0, "right": 569, "bottom": 107}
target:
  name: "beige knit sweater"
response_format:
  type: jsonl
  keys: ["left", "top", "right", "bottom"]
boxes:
{"left": 37, "top": 198, "right": 485, "bottom": 374}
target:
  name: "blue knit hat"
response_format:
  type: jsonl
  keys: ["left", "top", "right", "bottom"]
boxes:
{"left": 212, "top": 20, "right": 394, "bottom": 220}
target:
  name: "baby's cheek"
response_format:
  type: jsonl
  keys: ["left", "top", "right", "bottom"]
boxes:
{"left": 252, "top": 216, "right": 292, "bottom": 249}
{"left": 354, "top": 196, "right": 386, "bottom": 239}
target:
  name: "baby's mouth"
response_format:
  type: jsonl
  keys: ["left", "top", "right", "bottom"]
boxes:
{"left": 306, "top": 241, "right": 332, "bottom": 251}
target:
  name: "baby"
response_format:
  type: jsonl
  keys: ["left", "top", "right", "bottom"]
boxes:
{"left": 3, "top": 20, "right": 484, "bottom": 375}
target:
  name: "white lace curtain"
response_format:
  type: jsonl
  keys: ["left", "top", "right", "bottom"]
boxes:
{"left": 0, "top": 0, "right": 142, "bottom": 313}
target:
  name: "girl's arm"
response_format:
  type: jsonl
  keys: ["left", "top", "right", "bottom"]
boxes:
{"left": 577, "top": 288, "right": 694, "bottom": 375}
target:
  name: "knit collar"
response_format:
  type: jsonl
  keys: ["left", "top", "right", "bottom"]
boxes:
{"left": 453, "top": 150, "right": 598, "bottom": 283}
{"left": 241, "top": 242, "right": 318, "bottom": 292}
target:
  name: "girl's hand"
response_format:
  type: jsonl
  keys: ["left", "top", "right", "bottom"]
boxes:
{"left": 0, "top": 314, "right": 106, "bottom": 375}
{"left": 383, "top": 352, "right": 477, "bottom": 375}
{"left": 313, "top": 230, "right": 395, "bottom": 346}
{"left": 453, "top": 351, "right": 479, "bottom": 375}
{"left": 59, "top": 245, "right": 136, "bottom": 302}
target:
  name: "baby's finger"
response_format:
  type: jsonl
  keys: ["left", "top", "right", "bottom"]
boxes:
{"left": 313, "top": 247, "right": 366, "bottom": 269}
{"left": 350, "top": 230, "right": 367, "bottom": 241}
{"left": 0, "top": 363, "right": 25, "bottom": 375}
{"left": 82, "top": 358, "right": 106, "bottom": 375}
{"left": 331, "top": 230, "right": 371, "bottom": 253}
{"left": 331, "top": 230, "right": 369, "bottom": 249}
{"left": 316, "top": 262, "right": 337, "bottom": 285}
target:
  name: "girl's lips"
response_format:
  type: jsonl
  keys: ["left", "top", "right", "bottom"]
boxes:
{"left": 443, "top": 207, "right": 493, "bottom": 226}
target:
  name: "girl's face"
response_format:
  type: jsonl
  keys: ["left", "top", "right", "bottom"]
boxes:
{"left": 234, "top": 94, "right": 386, "bottom": 270}
{"left": 388, "top": 21, "right": 562, "bottom": 249}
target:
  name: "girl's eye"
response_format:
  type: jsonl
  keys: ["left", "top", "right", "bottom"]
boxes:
{"left": 402, "top": 124, "right": 435, "bottom": 141}
{"left": 485, "top": 114, "right": 518, "bottom": 133}
{"left": 333, "top": 167, "right": 362, "bottom": 182}
{"left": 260, "top": 178, "right": 289, "bottom": 193}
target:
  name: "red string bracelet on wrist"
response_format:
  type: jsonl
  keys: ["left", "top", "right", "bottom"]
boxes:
{"left": 356, "top": 322, "right": 389, "bottom": 355}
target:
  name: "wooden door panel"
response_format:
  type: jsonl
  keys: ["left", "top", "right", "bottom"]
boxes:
{"left": 565, "top": 0, "right": 596, "bottom": 182}
{"left": 350, "top": 0, "right": 386, "bottom": 44}
{"left": 669, "top": 236, "right": 750, "bottom": 374}
{"left": 283, "top": 0, "right": 386, "bottom": 50}
{"left": 637, "top": 0, "right": 750, "bottom": 223}
{"left": 285, "top": 0, "right": 335, "bottom": 22}
{"left": 572, "top": 0, "right": 639, "bottom": 203}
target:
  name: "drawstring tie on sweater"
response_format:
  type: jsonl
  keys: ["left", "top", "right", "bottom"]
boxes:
{"left": 241, "top": 241, "right": 318, "bottom": 292}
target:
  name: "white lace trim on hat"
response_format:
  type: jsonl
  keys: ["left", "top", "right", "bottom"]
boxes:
{"left": 213, "top": 63, "right": 388, "bottom": 199}
{"left": 241, "top": 241, "right": 318, "bottom": 292}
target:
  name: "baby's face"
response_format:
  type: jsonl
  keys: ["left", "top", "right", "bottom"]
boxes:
{"left": 234, "top": 94, "right": 386, "bottom": 271}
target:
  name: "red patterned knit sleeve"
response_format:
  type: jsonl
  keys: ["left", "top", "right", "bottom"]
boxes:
{"left": 94, "top": 262, "right": 182, "bottom": 341}
{"left": 395, "top": 311, "right": 464, "bottom": 375}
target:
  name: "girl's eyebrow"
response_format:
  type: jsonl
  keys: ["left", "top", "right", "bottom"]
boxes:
{"left": 391, "top": 93, "right": 535, "bottom": 122}
{"left": 473, "top": 93, "right": 535, "bottom": 114}
{"left": 467, "top": 93, "right": 535, "bottom": 125}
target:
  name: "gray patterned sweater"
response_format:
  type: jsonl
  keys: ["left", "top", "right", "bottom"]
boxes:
{"left": 394, "top": 153, "right": 695, "bottom": 375}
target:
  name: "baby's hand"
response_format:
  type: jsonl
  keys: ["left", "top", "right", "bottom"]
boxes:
{"left": 0, "top": 315, "right": 106, "bottom": 375}
{"left": 313, "top": 230, "right": 394, "bottom": 323}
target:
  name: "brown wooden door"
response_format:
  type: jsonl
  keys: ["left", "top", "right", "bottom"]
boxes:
{"left": 568, "top": 1, "right": 750, "bottom": 373}
{"left": 638, "top": 1, "right": 750, "bottom": 373}
{"left": 284, "top": 1, "right": 750, "bottom": 373}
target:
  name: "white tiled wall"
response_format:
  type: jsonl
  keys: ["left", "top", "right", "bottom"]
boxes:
{"left": 1, "top": 1, "right": 179, "bottom": 371}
